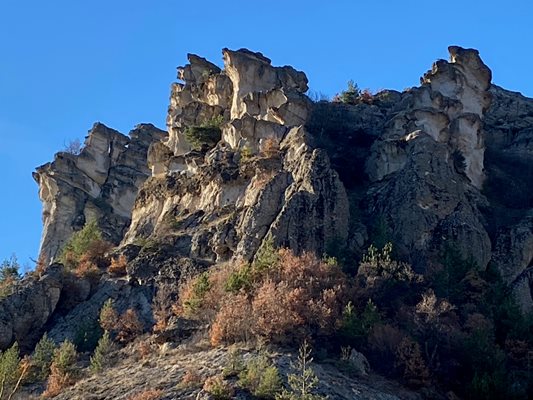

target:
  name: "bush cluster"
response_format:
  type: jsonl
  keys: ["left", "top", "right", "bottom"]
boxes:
{"left": 184, "top": 115, "right": 224, "bottom": 151}
{"left": 177, "top": 245, "right": 347, "bottom": 346}
{"left": 59, "top": 220, "right": 112, "bottom": 280}
{"left": 176, "top": 240, "right": 533, "bottom": 399}
{"left": 0, "top": 256, "right": 20, "bottom": 299}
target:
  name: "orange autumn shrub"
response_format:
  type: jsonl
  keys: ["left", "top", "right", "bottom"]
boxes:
{"left": 126, "top": 389, "right": 164, "bottom": 400}
{"left": 195, "top": 249, "right": 348, "bottom": 346}
{"left": 117, "top": 309, "right": 144, "bottom": 343}
{"left": 108, "top": 254, "right": 128, "bottom": 276}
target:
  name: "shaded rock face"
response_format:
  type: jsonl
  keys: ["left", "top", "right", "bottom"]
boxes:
{"left": 34, "top": 123, "right": 167, "bottom": 264}
{"left": 364, "top": 47, "right": 492, "bottom": 268}
{"left": 126, "top": 49, "right": 348, "bottom": 266}
{"left": 0, "top": 265, "right": 63, "bottom": 351}
{"left": 483, "top": 86, "right": 533, "bottom": 309}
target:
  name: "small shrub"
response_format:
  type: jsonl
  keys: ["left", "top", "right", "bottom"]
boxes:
{"left": 0, "top": 342, "right": 30, "bottom": 399}
{"left": 239, "top": 354, "right": 281, "bottom": 399}
{"left": 210, "top": 294, "right": 253, "bottom": 346}
{"left": 203, "top": 375, "right": 234, "bottom": 400}
{"left": 261, "top": 137, "right": 280, "bottom": 158}
{"left": 31, "top": 333, "right": 56, "bottom": 381}
{"left": 126, "top": 389, "right": 164, "bottom": 400}
{"left": 253, "top": 236, "right": 279, "bottom": 273}
{"left": 276, "top": 340, "right": 326, "bottom": 400}
{"left": 108, "top": 254, "right": 128, "bottom": 276}
{"left": 179, "top": 368, "right": 203, "bottom": 389}
{"left": 99, "top": 299, "right": 119, "bottom": 332}
{"left": 339, "top": 299, "right": 381, "bottom": 345}
{"left": 117, "top": 309, "right": 144, "bottom": 343}
{"left": 224, "top": 263, "right": 253, "bottom": 294}
{"left": 74, "top": 319, "right": 103, "bottom": 353}
{"left": 222, "top": 347, "right": 245, "bottom": 378}
{"left": 63, "top": 138, "right": 82, "bottom": 155}
{"left": 333, "top": 80, "right": 360, "bottom": 105}
{"left": 184, "top": 115, "right": 224, "bottom": 151}
{"left": 43, "top": 340, "right": 77, "bottom": 398}
{"left": 180, "top": 271, "right": 212, "bottom": 317}
{"left": 90, "top": 331, "right": 114, "bottom": 373}
{"left": 136, "top": 340, "right": 153, "bottom": 361}
{"left": 395, "top": 337, "right": 430, "bottom": 387}
{"left": 59, "top": 220, "right": 111, "bottom": 270}
{"left": 0, "top": 256, "right": 20, "bottom": 299}
{"left": 240, "top": 146, "right": 253, "bottom": 162}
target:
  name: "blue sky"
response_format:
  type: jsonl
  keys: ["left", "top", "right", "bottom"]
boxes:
{"left": 1, "top": 0, "right": 533, "bottom": 266}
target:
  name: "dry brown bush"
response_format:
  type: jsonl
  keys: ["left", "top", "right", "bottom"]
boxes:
{"left": 395, "top": 337, "right": 430, "bottom": 387}
{"left": 203, "top": 250, "right": 347, "bottom": 346}
{"left": 117, "top": 309, "right": 144, "bottom": 343}
{"left": 42, "top": 363, "right": 73, "bottom": 398}
{"left": 108, "top": 254, "right": 128, "bottom": 276}
{"left": 210, "top": 294, "right": 253, "bottom": 346}
{"left": 74, "top": 258, "right": 101, "bottom": 282}
{"left": 260, "top": 137, "right": 280, "bottom": 158}
{"left": 99, "top": 300, "right": 119, "bottom": 332}
{"left": 203, "top": 375, "right": 234, "bottom": 399}
{"left": 136, "top": 340, "right": 153, "bottom": 360}
{"left": 126, "top": 389, "right": 163, "bottom": 400}
{"left": 179, "top": 368, "right": 203, "bottom": 388}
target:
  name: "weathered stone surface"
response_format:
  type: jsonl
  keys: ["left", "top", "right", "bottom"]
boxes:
{"left": 0, "top": 264, "right": 63, "bottom": 351}
{"left": 34, "top": 123, "right": 166, "bottom": 265}
{"left": 483, "top": 85, "right": 533, "bottom": 309}
{"left": 492, "top": 214, "right": 533, "bottom": 310}
{"left": 364, "top": 46, "right": 492, "bottom": 268}
{"left": 123, "top": 49, "right": 345, "bottom": 271}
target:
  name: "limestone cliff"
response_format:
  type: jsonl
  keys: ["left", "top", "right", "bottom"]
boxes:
{"left": 33, "top": 123, "right": 166, "bottom": 265}
{"left": 123, "top": 49, "right": 348, "bottom": 268}
{"left": 8, "top": 45, "right": 530, "bottom": 357}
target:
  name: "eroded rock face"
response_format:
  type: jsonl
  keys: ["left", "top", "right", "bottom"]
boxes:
{"left": 125, "top": 48, "right": 346, "bottom": 266}
{"left": 483, "top": 85, "right": 533, "bottom": 310}
{"left": 364, "top": 46, "right": 493, "bottom": 267}
{"left": 0, "top": 265, "right": 63, "bottom": 351}
{"left": 34, "top": 123, "right": 166, "bottom": 265}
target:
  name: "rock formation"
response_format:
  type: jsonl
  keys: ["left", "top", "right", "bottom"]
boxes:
{"left": 364, "top": 47, "right": 493, "bottom": 268}
{"left": 34, "top": 123, "right": 166, "bottom": 265}
{"left": 124, "top": 49, "right": 348, "bottom": 267}
{"left": 5, "top": 45, "right": 529, "bottom": 360}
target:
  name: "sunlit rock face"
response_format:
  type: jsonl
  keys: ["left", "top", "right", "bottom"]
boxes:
{"left": 125, "top": 48, "right": 347, "bottom": 264}
{"left": 366, "top": 46, "right": 491, "bottom": 188}
{"left": 34, "top": 123, "right": 166, "bottom": 264}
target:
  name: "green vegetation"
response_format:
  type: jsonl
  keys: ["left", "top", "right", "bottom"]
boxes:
{"left": 73, "top": 319, "right": 103, "bottom": 353}
{"left": 184, "top": 115, "right": 223, "bottom": 151}
{"left": 90, "top": 331, "right": 114, "bottom": 373}
{"left": 183, "top": 271, "right": 211, "bottom": 314}
{"left": 59, "top": 219, "right": 110, "bottom": 272}
{"left": 335, "top": 80, "right": 360, "bottom": 104}
{"left": 0, "top": 342, "right": 22, "bottom": 399}
{"left": 239, "top": 354, "right": 281, "bottom": 398}
{"left": 0, "top": 256, "right": 20, "bottom": 299}
{"left": 276, "top": 341, "right": 325, "bottom": 400}
{"left": 31, "top": 333, "right": 56, "bottom": 381}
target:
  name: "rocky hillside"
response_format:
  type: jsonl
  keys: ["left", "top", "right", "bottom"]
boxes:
{"left": 1, "top": 46, "right": 532, "bottom": 400}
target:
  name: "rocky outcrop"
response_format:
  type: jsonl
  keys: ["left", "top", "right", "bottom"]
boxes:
{"left": 483, "top": 85, "right": 533, "bottom": 310}
{"left": 34, "top": 123, "right": 166, "bottom": 265}
{"left": 125, "top": 49, "right": 347, "bottom": 267}
{"left": 364, "top": 46, "right": 493, "bottom": 267}
{"left": 28, "top": 45, "right": 533, "bottom": 312}
{"left": 0, "top": 265, "right": 63, "bottom": 351}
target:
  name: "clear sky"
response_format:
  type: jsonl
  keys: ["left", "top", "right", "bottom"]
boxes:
{"left": 1, "top": 0, "right": 532, "bottom": 267}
